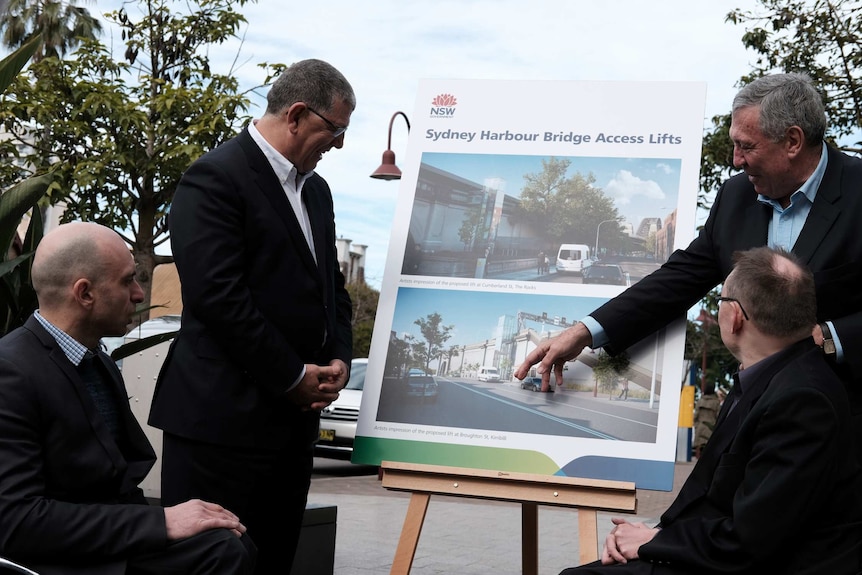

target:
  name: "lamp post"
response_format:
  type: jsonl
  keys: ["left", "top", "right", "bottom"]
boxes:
{"left": 594, "top": 219, "right": 618, "bottom": 260}
{"left": 370, "top": 111, "right": 411, "bottom": 180}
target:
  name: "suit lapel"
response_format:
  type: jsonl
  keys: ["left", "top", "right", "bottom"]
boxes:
{"left": 26, "top": 318, "right": 129, "bottom": 472}
{"left": 303, "top": 179, "right": 330, "bottom": 284}
{"left": 237, "top": 130, "right": 320, "bottom": 277}
{"left": 793, "top": 146, "right": 843, "bottom": 264}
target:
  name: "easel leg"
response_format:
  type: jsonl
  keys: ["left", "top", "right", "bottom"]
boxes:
{"left": 522, "top": 502, "right": 538, "bottom": 575}
{"left": 578, "top": 509, "right": 599, "bottom": 564}
{"left": 390, "top": 492, "right": 431, "bottom": 575}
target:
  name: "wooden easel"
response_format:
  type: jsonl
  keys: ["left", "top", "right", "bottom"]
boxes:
{"left": 381, "top": 461, "right": 637, "bottom": 575}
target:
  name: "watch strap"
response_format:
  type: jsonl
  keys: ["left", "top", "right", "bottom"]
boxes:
{"left": 820, "top": 322, "right": 837, "bottom": 356}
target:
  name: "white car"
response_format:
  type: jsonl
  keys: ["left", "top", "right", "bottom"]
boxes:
{"left": 316, "top": 358, "right": 367, "bottom": 459}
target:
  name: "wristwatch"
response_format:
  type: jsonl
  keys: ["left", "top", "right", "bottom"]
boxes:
{"left": 820, "top": 322, "right": 836, "bottom": 356}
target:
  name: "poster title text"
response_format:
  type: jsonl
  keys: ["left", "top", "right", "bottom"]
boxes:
{"left": 425, "top": 129, "right": 682, "bottom": 145}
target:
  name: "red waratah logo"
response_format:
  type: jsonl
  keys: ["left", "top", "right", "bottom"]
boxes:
{"left": 430, "top": 93, "right": 457, "bottom": 118}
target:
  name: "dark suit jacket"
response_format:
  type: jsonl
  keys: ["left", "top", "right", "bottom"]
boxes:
{"left": 149, "top": 127, "right": 353, "bottom": 449}
{"left": 0, "top": 317, "right": 166, "bottom": 572}
{"left": 594, "top": 146, "right": 862, "bottom": 380}
{"left": 637, "top": 340, "right": 862, "bottom": 574}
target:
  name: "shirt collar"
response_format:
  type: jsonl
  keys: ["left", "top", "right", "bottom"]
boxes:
{"left": 34, "top": 310, "right": 90, "bottom": 366}
{"left": 757, "top": 141, "right": 828, "bottom": 209}
{"left": 248, "top": 120, "right": 314, "bottom": 189}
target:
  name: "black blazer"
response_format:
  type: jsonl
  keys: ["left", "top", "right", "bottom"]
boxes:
{"left": 639, "top": 340, "right": 862, "bottom": 574}
{"left": 149, "top": 128, "right": 353, "bottom": 449}
{"left": 594, "top": 146, "right": 862, "bottom": 380}
{"left": 0, "top": 317, "right": 166, "bottom": 571}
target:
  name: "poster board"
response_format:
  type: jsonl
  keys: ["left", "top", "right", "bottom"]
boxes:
{"left": 352, "top": 79, "right": 706, "bottom": 491}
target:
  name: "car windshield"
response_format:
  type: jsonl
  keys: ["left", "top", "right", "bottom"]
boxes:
{"left": 345, "top": 362, "right": 367, "bottom": 390}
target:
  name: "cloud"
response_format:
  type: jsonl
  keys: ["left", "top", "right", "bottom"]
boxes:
{"left": 657, "top": 163, "right": 674, "bottom": 175}
{"left": 605, "top": 170, "right": 667, "bottom": 206}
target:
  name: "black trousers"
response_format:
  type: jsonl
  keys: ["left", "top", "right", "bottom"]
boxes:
{"left": 161, "top": 433, "right": 313, "bottom": 575}
{"left": 26, "top": 528, "right": 256, "bottom": 575}
{"left": 561, "top": 560, "right": 654, "bottom": 574}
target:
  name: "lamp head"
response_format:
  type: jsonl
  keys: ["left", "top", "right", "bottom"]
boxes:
{"left": 370, "top": 149, "right": 402, "bottom": 180}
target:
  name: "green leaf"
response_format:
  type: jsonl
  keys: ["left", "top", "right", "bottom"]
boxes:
{"left": 0, "top": 173, "right": 53, "bottom": 257}
{"left": 110, "top": 330, "right": 178, "bottom": 361}
{"left": 0, "top": 252, "right": 33, "bottom": 278}
{"left": 0, "top": 34, "right": 42, "bottom": 94}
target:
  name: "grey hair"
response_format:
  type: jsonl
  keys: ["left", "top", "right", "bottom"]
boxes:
{"left": 265, "top": 59, "right": 355, "bottom": 116}
{"left": 732, "top": 73, "right": 826, "bottom": 146}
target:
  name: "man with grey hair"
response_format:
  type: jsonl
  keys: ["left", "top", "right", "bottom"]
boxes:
{"left": 0, "top": 222, "right": 254, "bottom": 574}
{"left": 516, "top": 72, "right": 862, "bottom": 460}
{"left": 561, "top": 247, "right": 862, "bottom": 574}
{"left": 150, "top": 58, "right": 355, "bottom": 573}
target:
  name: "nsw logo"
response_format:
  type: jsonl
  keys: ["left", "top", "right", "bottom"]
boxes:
{"left": 429, "top": 93, "right": 457, "bottom": 118}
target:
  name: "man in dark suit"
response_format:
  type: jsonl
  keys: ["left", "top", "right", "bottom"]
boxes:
{"left": 0, "top": 222, "right": 254, "bottom": 574}
{"left": 515, "top": 73, "right": 862, "bottom": 423}
{"left": 560, "top": 247, "right": 862, "bottom": 574}
{"left": 149, "top": 58, "right": 354, "bottom": 574}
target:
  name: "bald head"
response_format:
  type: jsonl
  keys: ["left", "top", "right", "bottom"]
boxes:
{"left": 32, "top": 222, "right": 120, "bottom": 308}
{"left": 31, "top": 221, "right": 144, "bottom": 348}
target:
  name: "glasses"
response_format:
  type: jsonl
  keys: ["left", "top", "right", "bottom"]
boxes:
{"left": 306, "top": 105, "right": 347, "bottom": 138}
{"left": 718, "top": 296, "right": 749, "bottom": 321}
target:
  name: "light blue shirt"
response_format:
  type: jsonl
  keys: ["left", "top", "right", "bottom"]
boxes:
{"left": 583, "top": 143, "right": 843, "bottom": 360}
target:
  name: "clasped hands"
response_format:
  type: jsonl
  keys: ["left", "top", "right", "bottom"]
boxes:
{"left": 600, "top": 517, "right": 659, "bottom": 565}
{"left": 288, "top": 359, "right": 349, "bottom": 411}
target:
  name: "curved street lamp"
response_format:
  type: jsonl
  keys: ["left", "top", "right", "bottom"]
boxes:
{"left": 594, "top": 219, "right": 618, "bottom": 260}
{"left": 370, "top": 111, "right": 411, "bottom": 180}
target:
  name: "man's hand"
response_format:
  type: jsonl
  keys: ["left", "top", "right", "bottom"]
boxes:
{"left": 287, "top": 363, "right": 345, "bottom": 411}
{"left": 600, "top": 517, "right": 658, "bottom": 565}
{"left": 321, "top": 359, "right": 349, "bottom": 393}
{"left": 513, "top": 322, "right": 593, "bottom": 387}
{"left": 164, "top": 499, "right": 246, "bottom": 540}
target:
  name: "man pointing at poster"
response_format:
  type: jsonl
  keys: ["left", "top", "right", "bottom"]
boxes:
{"left": 515, "top": 73, "right": 862, "bottom": 451}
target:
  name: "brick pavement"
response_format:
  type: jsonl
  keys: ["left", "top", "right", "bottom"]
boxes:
{"left": 308, "top": 460, "right": 695, "bottom": 575}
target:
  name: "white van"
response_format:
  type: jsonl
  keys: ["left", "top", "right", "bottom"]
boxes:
{"left": 478, "top": 366, "right": 501, "bottom": 382}
{"left": 556, "top": 243, "right": 592, "bottom": 275}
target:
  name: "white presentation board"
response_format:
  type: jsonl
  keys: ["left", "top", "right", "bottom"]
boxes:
{"left": 352, "top": 79, "right": 706, "bottom": 491}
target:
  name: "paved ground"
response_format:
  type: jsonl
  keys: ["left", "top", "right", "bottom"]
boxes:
{"left": 308, "top": 458, "right": 694, "bottom": 575}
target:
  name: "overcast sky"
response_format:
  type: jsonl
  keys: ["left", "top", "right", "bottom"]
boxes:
{"left": 96, "top": 0, "right": 763, "bottom": 288}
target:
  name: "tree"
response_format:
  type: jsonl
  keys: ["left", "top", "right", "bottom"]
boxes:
{"left": 0, "top": 0, "right": 102, "bottom": 61}
{"left": 592, "top": 350, "right": 631, "bottom": 398}
{"left": 518, "top": 157, "right": 620, "bottom": 249}
{"left": 0, "top": 0, "right": 277, "bottom": 320}
{"left": 346, "top": 282, "right": 379, "bottom": 358}
{"left": 458, "top": 204, "right": 487, "bottom": 252}
{"left": 413, "top": 312, "right": 454, "bottom": 373}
